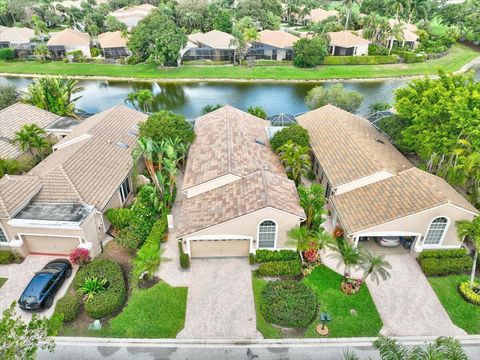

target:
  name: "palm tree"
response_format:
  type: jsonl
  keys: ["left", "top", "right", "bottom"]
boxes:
{"left": 329, "top": 239, "right": 361, "bottom": 277}
{"left": 278, "top": 140, "right": 311, "bottom": 186}
{"left": 387, "top": 0, "right": 405, "bottom": 22}
{"left": 311, "top": 228, "right": 335, "bottom": 251}
{"left": 33, "top": 44, "right": 51, "bottom": 61}
{"left": 285, "top": 0, "right": 301, "bottom": 25}
{"left": 298, "top": 183, "right": 326, "bottom": 229}
{"left": 124, "top": 92, "right": 139, "bottom": 110}
{"left": 136, "top": 90, "right": 154, "bottom": 113}
{"left": 31, "top": 15, "right": 48, "bottom": 42}
{"left": 358, "top": 250, "right": 392, "bottom": 284}
{"left": 387, "top": 22, "right": 405, "bottom": 54}
{"left": 201, "top": 104, "right": 223, "bottom": 115}
{"left": 287, "top": 226, "right": 312, "bottom": 252}
{"left": 30, "top": 135, "right": 51, "bottom": 160}
{"left": 456, "top": 216, "right": 480, "bottom": 289}
{"left": 342, "top": 0, "right": 360, "bottom": 30}
{"left": 12, "top": 124, "right": 47, "bottom": 159}
{"left": 132, "top": 137, "right": 161, "bottom": 193}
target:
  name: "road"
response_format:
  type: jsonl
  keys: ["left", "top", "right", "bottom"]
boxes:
{"left": 37, "top": 337, "right": 480, "bottom": 360}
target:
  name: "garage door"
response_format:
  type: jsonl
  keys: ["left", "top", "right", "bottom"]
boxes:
{"left": 22, "top": 235, "right": 79, "bottom": 255}
{"left": 190, "top": 239, "right": 250, "bottom": 258}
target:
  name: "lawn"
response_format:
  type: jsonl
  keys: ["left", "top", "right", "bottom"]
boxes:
{"left": 428, "top": 275, "right": 480, "bottom": 334}
{"left": 0, "top": 43, "right": 477, "bottom": 81}
{"left": 252, "top": 275, "right": 282, "bottom": 338}
{"left": 0, "top": 277, "right": 7, "bottom": 289}
{"left": 108, "top": 281, "right": 188, "bottom": 338}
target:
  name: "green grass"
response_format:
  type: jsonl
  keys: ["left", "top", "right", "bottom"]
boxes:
{"left": 252, "top": 275, "right": 282, "bottom": 338}
{"left": 303, "top": 266, "right": 383, "bottom": 338}
{"left": 0, "top": 278, "right": 7, "bottom": 289}
{"left": 0, "top": 43, "right": 477, "bottom": 81}
{"left": 108, "top": 281, "right": 187, "bottom": 338}
{"left": 428, "top": 275, "right": 480, "bottom": 334}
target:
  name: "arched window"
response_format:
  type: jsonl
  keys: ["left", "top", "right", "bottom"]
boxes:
{"left": 258, "top": 220, "right": 276, "bottom": 248}
{"left": 424, "top": 217, "right": 449, "bottom": 245}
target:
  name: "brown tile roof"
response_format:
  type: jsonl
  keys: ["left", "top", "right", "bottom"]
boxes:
{"left": 47, "top": 29, "right": 90, "bottom": 46}
{"left": 0, "top": 27, "right": 35, "bottom": 44}
{"left": 187, "top": 30, "right": 235, "bottom": 50}
{"left": 0, "top": 175, "right": 42, "bottom": 218}
{"left": 257, "top": 30, "right": 299, "bottom": 49}
{"left": 297, "top": 104, "right": 413, "bottom": 188}
{"left": 327, "top": 30, "right": 370, "bottom": 47}
{"left": 98, "top": 31, "right": 128, "bottom": 48}
{"left": 177, "top": 170, "right": 305, "bottom": 237}
{"left": 331, "top": 167, "right": 478, "bottom": 235}
{"left": 0, "top": 103, "right": 61, "bottom": 159}
{"left": 305, "top": 8, "right": 338, "bottom": 23}
{"left": 182, "top": 105, "right": 285, "bottom": 190}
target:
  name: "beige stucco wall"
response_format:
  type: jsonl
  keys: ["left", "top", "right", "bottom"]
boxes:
{"left": 184, "top": 173, "right": 241, "bottom": 198}
{"left": 355, "top": 44, "right": 369, "bottom": 56}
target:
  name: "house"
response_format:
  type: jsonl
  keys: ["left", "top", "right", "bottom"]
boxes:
{"left": 0, "top": 105, "right": 147, "bottom": 257}
{"left": 176, "top": 106, "right": 305, "bottom": 258}
{"left": 181, "top": 30, "right": 236, "bottom": 62}
{"left": 327, "top": 30, "right": 371, "bottom": 56}
{"left": 47, "top": 28, "right": 91, "bottom": 58}
{"left": 248, "top": 30, "right": 299, "bottom": 61}
{"left": 0, "top": 103, "right": 79, "bottom": 160}
{"left": 0, "top": 27, "right": 35, "bottom": 55}
{"left": 109, "top": 4, "right": 157, "bottom": 32}
{"left": 387, "top": 19, "right": 419, "bottom": 49}
{"left": 297, "top": 104, "right": 478, "bottom": 253}
{"left": 303, "top": 8, "right": 339, "bottom": 24}
{"left": 98, "top": 31, "right": 129, "bottom": 58}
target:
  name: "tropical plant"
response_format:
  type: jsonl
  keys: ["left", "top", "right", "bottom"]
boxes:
{"left": 31, "top": 15, "right": 48, "bottom": 41}
{"left": 33, "top": 44, "right": 51, "bottom": 61}
{"left": 12, "top": 124, "right": 48, "bottom": 160}
{"left": 287, "top": 226, "right": 312, "bottom": 252}
{"left": 369, "top": 102, "right": 390, "bottom": 114}
{"left": 0, "top": 158, "right": 26, "bottom": 178}
{"left": 124, "top": 89, "right": 154, "bottom": 112}
{"left": 358, "top": 249, "right": 392, "bottom": 284}
{"left": 278, "top": 140, "right": 311, "bottom": 186}
{"left": 293, "top": 37, "right": 328, "bottom": 68}
{"left": 69, "top": 248, "right": 91, "bottom": 266}
{"left": 79, "top": 276, "right": 108, "bottom": 301}
{"left": 342, "top": 0, "right": 360, "bottom": 30}
{"left": 270, "top": 124, "right": 310, "bottom": 152}
{"left": 201, "top": 104, "right": 223, "bottom": 114}
{"left": 305, "top": 84, "right": 364, "bottom": 113}
{"left": 133, "top": 243, "right": 162, "bottom": 280}
{"left": 0, "top": 83, "right": 19, "bottom": 110}
{"left": 298, "top": 183, "right": 326, "bottom": 229}
{"left": 247, "top": 105, "right": 267, "bottom": 119}
{"left": 456, "top": 216, "right": 480, "bottom": 289}
{"left": 329, "top": 239, "right": 361, "bottom": 277}
{"left": 387, "top": 22, "right": 405, "bottom": 54}
{"left": 139, "top": 110, "right": 195, "bottom": 146}
{"left": 132, "top": 137, "right": 161, "bottom": 193}
{"left": 387, "top": 0, "right": 404, "bottom": 22}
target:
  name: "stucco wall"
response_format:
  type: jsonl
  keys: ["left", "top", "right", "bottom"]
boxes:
{"left": 355, "top": 44, "right": 369, "bottom": 56}
{"left": 67, "top": 45, "right": 91, "bottom": 57}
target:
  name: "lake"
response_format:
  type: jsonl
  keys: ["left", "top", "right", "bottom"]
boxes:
{"left": 1, "top": 63, "right": 478, "bottom": 118}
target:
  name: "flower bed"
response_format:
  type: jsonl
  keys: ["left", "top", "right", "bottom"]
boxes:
{"left": 341, "top": 278, "right": 362, "bottom": 295}
{"left": 459, "top": 281, "right": 480, "bottom": 306}
{"left": 256, "top": 259, "right": 302, "bottom": 277}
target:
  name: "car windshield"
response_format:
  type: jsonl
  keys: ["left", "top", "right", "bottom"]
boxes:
{"left": 21, "top": 272, "right": 54, "bottom": 299}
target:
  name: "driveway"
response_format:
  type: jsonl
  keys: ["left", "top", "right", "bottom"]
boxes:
{"left": 0, "top": 255, "right": 76, "bottom": 321}
{"left": 367, "top": 254, "right": 466, "bottom": 336}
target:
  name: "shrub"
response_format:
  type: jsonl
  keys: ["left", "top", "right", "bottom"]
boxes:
{"left": 322, "top": 55, "right": 398, "bottom": 65}
{"left": 55, "top": 293, "right": 80, "bottom": 322}
{"left": 105, "top": 208, "right": 132, "bottom": 230}
{"left": 305, "top": 83, "right": 364, "bottom": 113}
{"left": 368, "top": 44, "right": 389, "bottom": 55}
{"left": 69, "top": 248, "right": 91, "bottom": 266}
{"left": 178, "top": 242, "right": 190, "bottom": 269}
{"left": 256, "top": 259, "right": 302, "bottom": 277}
{"left": 0, "top": 250, "right": 15, "bottom": 264}
{"left": 420, "top": 257, "right": 472, "bottom": 276}
{"left": 270, "top": 125, "right": 310, "bottom": 152}
{"left": 47, "top": 312, "right": 64, "bottom": 336}
{"left": 90, "top": 47, "right": 101, "bottom": 57}
{"left": 139, "top": 111, "right": 195, "bottom": 146}
{"left": 79, "top": 277, "right": 108, "bottom": 301}
{"left": 418, "top": 248, "right": 469, "bottom": 260}
{"left": 115, "top": 226, "right": 144, "bottom": 252}
{"left": 459, "top": 281, "right": 480, "bottom": 306}
{"left": 66, "top": 50, "right": 84, "bottom": 61}
{"left": 247, "top": 106, "right": 267, "bottom": 119}
{"left": 73, "top": 258, "right": 126, "bottom": 319}
{"left": 147, "top": 213, "right": 169, "bottom": 243}
{"left": 249, "top": 253, "right": 255, "bottom": 265}
{"left": 255, "top": 249, "right": 299, "bottom": 263}
{"left": 393, "top": 50, "right": 427, "bottom": 63}
{"left": 293, "top": 37, "right": 328, "bottom": 68}
{"left": 240, "top": 59, "right": 292, "bottom": 66}
{"left": 0, "top": 48, "right": 15, "bottom": 60}
{"left": 261, "top": 280, "right": 317, "bottom": 328}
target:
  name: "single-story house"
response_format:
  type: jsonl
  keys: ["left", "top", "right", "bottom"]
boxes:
{"left": 0, "top": 103, "right": 79, "bottom": 161}
{"left": 176, "top": 105, "right": 305, "bottom": 258}
{"left": 0, "top": 105, "right": 147, "bottom": 257}
{"left": 181, "top": 30, "right": 236, "bottom": 62}
{"left": 0, "top": 27, "right": 35, "bottom": 54}
{"left": 387, "top": 19, "right": 419, "bottom": 49}
{"left": 109, "top": 4, "right": 157, "bottom": 32}
{"left": 327, "top": 30, "right": 371, "bottom": 56}
{"left": 47, "top": 28, "right": 91, "bottom": 58}
{"left": 248, "top": 30, "right": 299, "bottom": 61}
{"left": 303, "top": 8, "right": 339, "bottom": 24}
{"left": 98, "top": 31, "right": 129, "bottom": 58}
{"left": 297, "top": 104, "right": 478, "bottom": 253}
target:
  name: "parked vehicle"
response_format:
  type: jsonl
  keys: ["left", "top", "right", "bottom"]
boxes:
{"left": 18, "top": 259, "right": 72, "bottom": 310}
{"left": 376, "top": 236, "right": 400, "bottom": 248}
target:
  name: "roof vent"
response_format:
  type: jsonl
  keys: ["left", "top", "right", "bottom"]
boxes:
{"left": 375, "top": 138, "right": 385, "bottom": 144}
{"left": 255, "top": 138, "right": 266, "bottom": 146}
{"left": 128, "top": 130, "right": 138, "bottom": 137}
{"left": 0, "top": 136, "right": 10, "bottom": 143}
{"left": 115, "top": 141, "right": 129, "bottom": 149}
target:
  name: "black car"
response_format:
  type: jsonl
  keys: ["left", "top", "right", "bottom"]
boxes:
{"left": 18, "top": 258, "right": 72, "bottom": 310}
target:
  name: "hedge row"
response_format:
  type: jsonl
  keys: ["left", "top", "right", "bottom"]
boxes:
{"left": 0, "top": 251, "right": 15, "bottom": 265}
{"left": 178, "top": 242, "right": 190, "bottom": 269}
{"left": 54, "top": 293, "right": 81, "bottom": 322}
{"left": 255, "top": 249, "right": 299, "bottom": 263}
{"left": 256, "top": 259, "right": 302, "bottom": 277}
{"left": 322, "top": 55, "right": 399, "bottom": 65}
{"left": 418, "top": 248, "right": 469, "bottom": 260}
{"left": 420, "top": 256, "right": 472, "bottom": 276}
{"left": 459, "top": 281, "right": 480, "bottom": 306}
{"left": 393, "top": 50, "right": 427, "bottom": 63}
{"left": 0, "top": 48, "right": 15, "bottom": 60}
{"left": 73, "top": 258, "right": 126, "bottom": 319}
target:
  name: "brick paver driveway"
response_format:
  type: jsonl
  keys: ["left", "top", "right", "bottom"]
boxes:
{"left": 367, "top": 254, "right": 466, "bottom": 336}
{"left": 177, "top": 258, "right": 262, "bottom": 339}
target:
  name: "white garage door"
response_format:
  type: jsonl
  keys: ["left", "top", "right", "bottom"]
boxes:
{"left": 190, "top": 239, "right": 250, "bottom": 258}
{"left": 22, "top": 235, "right": 79, "bottom": 255}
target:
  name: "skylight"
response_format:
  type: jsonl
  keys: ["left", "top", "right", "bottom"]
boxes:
{"left": 115, "top": 141, "right": 129, "bottom": 149}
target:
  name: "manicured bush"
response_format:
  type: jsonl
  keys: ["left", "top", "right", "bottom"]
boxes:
{"left": 178, "top": 242, "right": 190, "bottom": 269}
{"left": 368, "top": 44, "right": 389, "bottom": 56}
{"left": 420, "top": 257, "right": 472, "bottom": 276}
{"left": 90, "top": 47, "right": 101, "bottom": 57}
{"left": 418, "top": 248, "right": 469, "bottom": 260}
{"left": 69, "top": 248, "right": 91, "bottom": 266}
{"left": 249, "top": 253, "right": 255, "bottom": 265}
{"left": 270, "top": 125, "right": 310, "bottom": 152}
{"left": 73, "top": 258, "right": 126, "bottom": 319}
{"left": 459, "top": 281, "right": 480, "bottom": 306}
{"left": 255, "top": 249, "right": 299, "bottom": 263}
{"left": 261, "top": 280, "right": 317, "bottom": 328}
{"left": 55, "top": 293, "right": 80, "bottom": 322}
{"left": 0, "top": 250, "right": 15, "bottom": 264}
{"left": 47, "top": 312, "right": 64, "bottom": 336}
{"left": 0, "top": 48, "right": 15, "bottom": 60}
{"left": 393, "top": 50, "right": 427, "bottom": 63}
{"left": 147, "top": 212, "right": 169, "bottom": 243}
{"left": 322, "top": 55, "right": 399, "bottom": 65}
{"left": 256, "top": 259, "right": 302, "bottom": 277}
{"left": 116, "top": 226, "right": 144, "bottom": 252}
{"left": 106, "top": 208, "right": 132, "bottom": 230}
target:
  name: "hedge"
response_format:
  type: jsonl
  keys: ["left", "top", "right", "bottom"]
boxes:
{"left": 322, "top": 55, "right": 399, "bottom": 65}
{"left": 105, "top": 208, "right": 132, "bottom": 230}
{"left": 418, "top": 248, "right": 469, "bottom": 260}
{"left": 255, "top": 249, "right": 299, "bottom": 263}
{"left": 459, "top": 281, "right": 480, "bottom": 306}
{"left": 178, "top": 242, "right": 190, "bottom": 269}
{"left": 54, "top": 293, "right": 80, "bottom": 322}
{"left": 240, "top": 59, "right": 293, "bottom": 66}
{"left": 420, "top": 256, "right": 472, "bottom": 276}
{"left": 73, "top": 258, "right": 126, "bottom": 319}
{"left": 256, "top": 259, "right": 302, "bottom": 277}
{"left": 47, "top": 313, "right": 64, "bottom": 336}
{"left": 393, "top": 50, "right": 427, "bottom": 63}
{"left": 0, "top": 48, "right": 15, "bottom": 60}
{"left": 0, "top": 251, "right": 15, "bottom": 264}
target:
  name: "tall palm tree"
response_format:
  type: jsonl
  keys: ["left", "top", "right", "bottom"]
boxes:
{"left": 32, "top": 15, "right": 48, "bottom": 42}
{"left": 278, "top": 140, "right": 311, "bottom": 186}
{"left": 132, "top": 137, "right": 161, "bottom": 193}
{"left": 342, "top": 0, "right": 360, "bottom": 30}
{"left": 287, "top": 226, "right": 312, "bottom": 252}
{"left": 387, "top": 0, "right": 405, "bottom": 22}
{"left": 12, "top": 124, "right": 47, "bottom": 159}
{"left": 30, "top": 135, "right": 51, "bottom": 160}
{"left": 387, "top": 23, "right": 405, "bottom": 54}
{"left": 329, "top": 239, "right": 361, "bottom": 277}
{"left": 358, "top": 250, "right": 392, "bottom": 284}
{"left": 456, "top": 216, "right": 480, "bottom": 289}
{"left": 285, "top": 0, "right": 301, "bottom": 25}
{"left": 135, "top": 90, "right": 154, "bottom": 113}
{"left": 298, "top": 183, "right": 326, "bottom": 229}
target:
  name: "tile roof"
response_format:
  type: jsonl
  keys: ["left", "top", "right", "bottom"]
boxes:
{"left": 297, "top": 104, "right": 413, "bottom": 188}
{"left": 98, "top": 31, "right": 128, "bottom": 48}
{"left": 257, "top": 30, "right": 299, "bottom": 49}
{"left": 187, "top": 30, "right": 235, "bottom": 50}
{"left": 331, "top": 167, "right": 479, "bottom": 235}
{"left": 388, "top": 19, "right": 419, "bottom": 42}
{"left": 0, "top": 27, "right": 35, "bottom": 44}
{"left": 182, "top": 105, "right": 285, "bottom": 190}
{"left": 110, "top": 4, "right": 156, "bottom": 28}
{"left": 47, "top": 29, "right": 90, "bottom": 46}
{"left": 305, "top": 8, "right": 339, "bottom": 23}
{"left": 327, "top": 30, "right": 371, "bottom": 47}
{"left": 0, "top": 103, "right": 61, "bottom": 159}
{"left": 0, "top": 175, "right": 42, "bottom": 218}
{"left": 177, "top": 170, "right": 305, "bottom": 237}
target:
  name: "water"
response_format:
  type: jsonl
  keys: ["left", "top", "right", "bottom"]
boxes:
{"left": 1, "top": 63, "right": 478, "bottom": 118}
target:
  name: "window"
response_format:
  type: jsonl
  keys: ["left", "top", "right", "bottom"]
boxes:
{"left": 424, "top": 217, "right": 449, "bottom": 245}
{"left": 258, "top": 220, "right": 276, "bottom": 248}
{"left": 119, "top": 178, "right": 131, "bottom": 203}
{"left": 0, "top": 226, "right": 7, "bottom": 243}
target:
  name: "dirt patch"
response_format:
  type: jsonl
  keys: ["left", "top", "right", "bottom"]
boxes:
{"left": 138, "top": 276, "right": 160, "bottom": 289}
{"left": 101, "top": 240, "right": 133, "bottom": 276}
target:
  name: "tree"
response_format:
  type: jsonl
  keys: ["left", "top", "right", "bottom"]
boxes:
{"left": 293, "top": 37, "right": 328, "bottom": 68}
{"left": 278, "top": 140, "right": 311, "bottom": 186}
{"left": 235, "top": 0, "right": 283, "bottom": 29}
{"left": 298, "top": 184, "right": 326, "bottom": 230}
{"left": 22, "top": 76, "right": 84, "bottom": 118}
{"left": 387, "top": 0, "right": 404, "bottom": 22}
{"left": 369, "top": 102, "right": 390, "bottom": 114}
{"left": 342, "top": 0, "right": 360, "bottom": 30}
{"left": 212, "top": 8, "right": 233, "bottom": 33}
{"left": 329, "top": 238, "right": 361, "bottom": 277}
{"left": 456, "top": 217, "right": 480, "bottom": 289}
{"left": 31, "top": 15, "right": 48, "bottom": 41}
{"left": 387, "top": 22, "right": 405, "bottom": 54}
{"left": 247, "top": 106, "right": 267, "bottom": 119}
{"left": 105, "top": 15, "right": 127, "bottom": 32}
{"left": 270, "top": 124, "right": 310, "bottom": 152}
{"left": 358, "top": 250, "right": 392, "bottom": 284}
{"left": 128, "top": 10, "right": 187, "bottom": 66}
{"left": 139, "top": 110, "right": 195, "bottom": 146}
{"left": 0, "top": 83, "right": 19, "bottom": 110}
{"left": 132, "top": 137, "right": 161, "bottom": 193}
{"left": 0, "top": 302, "right": 55, "bottom": 360}
{"left": 33, "top": 44, "right": 51, "bottom": 61}
{"left": 287, "top": 226, "right": 312, "bottom": 252}
{"left": 12, "top": 124, "right": 48, "bottom": 159}
{"left": 201, "top": 104, "right": 223, "bottom": 114}
{"left": 124, "top": 90, "right": 153, "bottom": 112}
{"left": 305, "top": 84, "right": 364, "bottom": 113}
